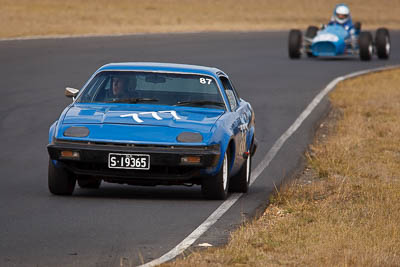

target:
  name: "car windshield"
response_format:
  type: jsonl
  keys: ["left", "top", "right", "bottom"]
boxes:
{"left": 76, "top": 71, "right": 225, "bottom": 109}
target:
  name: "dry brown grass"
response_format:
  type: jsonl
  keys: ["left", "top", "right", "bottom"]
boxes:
{"left": 161, "top": 69, "right": 400, "bottom": 266}
{"left": 1, "top": 0, "right": 400, "bottom": 38}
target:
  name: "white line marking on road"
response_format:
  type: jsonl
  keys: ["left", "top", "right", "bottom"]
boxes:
{"left": 139, "top": 64, "right": 399, "bottom": 267}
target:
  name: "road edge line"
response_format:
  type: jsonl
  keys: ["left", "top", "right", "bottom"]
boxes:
{"left": 138, "top": 64, "right": 400, "bottom": 267}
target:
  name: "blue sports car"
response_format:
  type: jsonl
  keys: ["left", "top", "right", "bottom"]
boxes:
{"left": 47, "top": 63, "right": 257, "bottom": 199}
{"left": 288, "top": 24, "right": 390, "bottom": 61}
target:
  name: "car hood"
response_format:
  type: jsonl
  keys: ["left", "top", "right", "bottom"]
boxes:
{"left": 56, "top": 103, "right": 224, "bottom": 145}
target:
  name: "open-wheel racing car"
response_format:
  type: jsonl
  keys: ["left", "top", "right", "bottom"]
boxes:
{"left": 288, "top": 23, "right": 390, "bottom": 61}
{"left": 47, "top": 63, "right": 257, "bottom": 200}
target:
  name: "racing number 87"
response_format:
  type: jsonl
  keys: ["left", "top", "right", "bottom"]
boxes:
{"left": 200, "top": 78, "right": 212, "bottom": 84}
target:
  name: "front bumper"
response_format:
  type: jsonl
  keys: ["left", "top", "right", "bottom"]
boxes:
{"left": 47, "top": 140, "right": 220, "bottom": 184}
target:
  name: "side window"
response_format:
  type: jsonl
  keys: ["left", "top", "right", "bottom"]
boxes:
{"left": 229, "top": 79, "right": 240, "bottom": 100}
{"left": 220, "top": 76, "right": 238, "bottom": 111}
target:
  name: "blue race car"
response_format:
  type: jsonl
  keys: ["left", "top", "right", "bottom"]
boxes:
{"left": 47, "top": 63, "right": 257, "bottom": 200}
{"left": 288, "top": 24, "right": 390, "bottom": 61}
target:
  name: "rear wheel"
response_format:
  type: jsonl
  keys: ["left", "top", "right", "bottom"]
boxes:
{"left": 305, "top": 26, "right": 318, "bottom": 57}
{"left": 202, "top": 152, "right": 229, "bottom": 200}
{"left": 48, "top": 160, "right": 76, "bottom": 195}
{"left": 78, "top": 178, "right": 102, "bottom": 189}
{"left": 359, "top": 32, "right": 373, "bottom": 61}
{"left": 229, "top": 152, "right": 251, "bottom": 193}
{"left": 288, "top": 29, "right": 302, "bottom": 59}
{"left": 375, "top": 28, "right": 390, "bottom": 59}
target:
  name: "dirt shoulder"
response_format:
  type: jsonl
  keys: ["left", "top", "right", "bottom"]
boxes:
{"left": 1, "top": 0, "right": 399, "bottom": 39}
{"left": 162, "top": 68, "right": 400, "bottom": 266}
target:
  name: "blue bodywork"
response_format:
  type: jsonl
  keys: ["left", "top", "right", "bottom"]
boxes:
{"left": 48, "top": 63, "right": 256, "bottom": 180}
{"left": 310, "top": 25, "right": 355, "bottom": 57}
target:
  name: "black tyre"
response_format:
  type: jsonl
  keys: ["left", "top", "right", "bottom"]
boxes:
{"left": 375, "top": 28, "right": 390, "bottom": 59}
{"left": 77, "top": 178, "right": 101, "bottom": 189}
{"left": 359, "top": 32, "right": 373, "bottom": 61}
{"left": 288, "top": 29, "right": 302, "bottom": 59}
{"left": 48, "top": 160, "right": 76, "bottom": 195}
{"left": 229, "top": 153, "right": 251, "bottom": 193}
{"left": 305, "top": 26, "right": 318, "bottom": 57}
{"left": 202, "top": 151, "right": 229, "bottom": 200}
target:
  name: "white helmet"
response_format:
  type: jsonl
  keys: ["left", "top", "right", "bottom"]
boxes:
{"left": 334, "top": 4, "right": 350, "bottom": 24}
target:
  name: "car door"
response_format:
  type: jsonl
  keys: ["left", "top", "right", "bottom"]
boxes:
{"left": 219, "top": 75, "right": 251, "bottom": 175}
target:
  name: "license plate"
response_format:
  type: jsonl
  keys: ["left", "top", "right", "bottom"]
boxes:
{"left": 108, "top": 153, "right": 150, "bottom": 170}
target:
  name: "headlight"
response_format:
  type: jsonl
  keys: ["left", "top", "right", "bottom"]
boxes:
{"left": 176, "top": 132, "right": 203, "bottom": 143}
{"left": 63, "top": 126, "right": 90, "bottom": 137}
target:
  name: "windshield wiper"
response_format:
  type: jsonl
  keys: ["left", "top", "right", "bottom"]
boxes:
{"left": 107, "top": 98, "right": 159, "bottom": 104}
{"left": 174, "top": 100, "right": 225, "bottom": 107}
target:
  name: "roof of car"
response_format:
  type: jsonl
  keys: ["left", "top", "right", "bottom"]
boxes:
{"left": 97, "top": 62, "right": 226, "bottom": 77}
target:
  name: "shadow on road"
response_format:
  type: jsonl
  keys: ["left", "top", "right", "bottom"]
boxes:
{"left": 66, "top": 184, "right": 210, "bottom": 201}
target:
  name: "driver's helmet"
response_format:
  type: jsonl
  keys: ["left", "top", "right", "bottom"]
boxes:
{"left": 333, "top": 4, "right": 350, "bottom": 24}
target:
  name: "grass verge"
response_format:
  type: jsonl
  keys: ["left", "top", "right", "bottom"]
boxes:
{"left": 1, "top": 0, "right": 400, "bottom": 38}
{"left": 161, "top": 68, "right": 400, "bottom": 266}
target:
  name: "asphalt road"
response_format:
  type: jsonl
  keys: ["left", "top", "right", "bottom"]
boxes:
{"left": 0, "top": 31, "right": 399, "bottom": 266}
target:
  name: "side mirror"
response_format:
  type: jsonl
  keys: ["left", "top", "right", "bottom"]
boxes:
{"left": 65, "top": 87, "right": 79, "bottom": 98}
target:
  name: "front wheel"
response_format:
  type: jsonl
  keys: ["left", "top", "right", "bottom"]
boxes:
{"left": 359, "top": 32, "right": 373, "bottom": 61}
{"left": 375, "top": 28, "right": 390, "bottom": 59}
{"left": 288, "top": 29, "right": 302, "bottom": 59}
{"left": 48, "top": 160, "right": 76, "bottom": 195}
{"left": 229, "top": 153, "right": 251, "bottom": 193}
{"left": 202, "top": 152, "right": 229, "bottom": 200}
